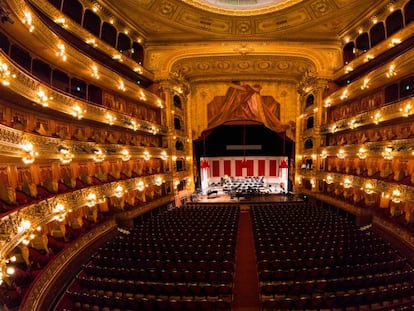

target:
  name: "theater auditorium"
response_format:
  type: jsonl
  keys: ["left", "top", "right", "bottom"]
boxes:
{"left": 0, "top": 0, "right": 414, "bottom": 310}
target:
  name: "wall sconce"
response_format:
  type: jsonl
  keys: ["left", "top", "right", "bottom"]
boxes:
{"left": 151, "top": 126, "right": 159, "bottom": 135}
{"left": 389, "top": 38, "right": 401, "bottom": 47}
{"left": 310, "top": 179, "right": 316, "bottom": 188}
{"left": 340, "top": 90, "right": 348, "bottom": 100}
{"left": 71, "top": 104, "right": 85, "bottom": 119}
{"left": 386, "top": 64, "right": 397, "bottom": 78}
{"left": 130, "top": 119, "right": 138, "bottom": 131}
{"left": 399, "top": 103, "right": 412, "bottom": 117}
{"left": 348, "top": 119, "right": 357, "bottom": 129}
{"left": 137, "top": 181, "right": 145, "bottom": 191}
{"left": 382, "top": 146, "right": 393, "bottom": 160}
{"left": 20, "top": 142, "right": 38, "bottom": 164}
{"left": 357, "top": 147, "right": 367, "bottom": 159}
{"left": 112, "top": 54, "right": 123, "bottom": 62}
{"left": 372, "top": 112, "right": 381, "bottom": 124}
{"left": 58, "top": 146, "right": 74, "bottom": 164}
{"left": 56, "top": 43, "right": 67, "bottom": 61}
{"left": 365, "top": 54, "right": 374, "bottom": 62}
{"left": 54, "top": 17, "right": 67, "bottom": 27}
{"left": 86, "top": 192, "right": 97, "bottom": 207}
{"left": 91, "top": 65, "right": 100, "bottom": 79}
{"left": 364, "top": 182, "right": 374, "bottom": 194}
{"left": 297, "top": 176, "right": 302, "bottom": 185}
{"left": 343, "top": 178, "right": 352, "bottom": 189}
{"left": 118, "top": 80, "right": 126, "bottom": 91}
{"left": 325, "top": 175, "right": 333, "bottom": 184}
{"left": 114, "top": 185, "right": 124, "bottom": 198}
{"left": 155, "top": 177, "right": 163, "bottom": 186}
{"left": 172, "top": 155, "right": 177, "bottom": 161}
{"left": 120, "top": 149, "right": 131, "bottom": 161}
{"left": 143, "top": 151, "right": 151, "bottom": 161}
{"left": 85, "top": 38, "right": 98, "bottom": 47}
{"left": 361, "top": 78, "right": 370, "bottom": 90}
{"left": 139, "top": 91, "right": 146, "bottom": 101}
{"left": 345, "top": 66, "right": 353, "bottom": 73}
{"left": 331, "top": 125, "right": 337, "bottom": 133}
{"left": 391, "top": 189, "right": 401, "bottom": 203}
{"left": 337, "top": 149, "right": 345, "bottom": 159}
{"left": 0, "top": 256, "right": 16, "bottom": 285}
{"left": 53, "top": 203, "right": 67, "bottom": 222}
{"left": 160, "top": 151, "right": 168, "bottom": 160}
{"left": 133, "top": 66, "right": 143, "bottom": 74}
{"left": 0, "top": 62, "right": 15, "bottom": 86}
{"left": 105, "top": 113, "right": 116, "bottom": 125}
{"left": 157, "top": 99, "right": 163, "bottom": 108}
{"left": 93, "top": 148, "right": 105, "bottom": 162}
{"left": 17, "top": 219, "right": 31, "bottom": 234}
{"left": 36, "top": 89, "right": 52, "bottom": 107}
{"left": 22, "top": 11, "right": 35, "bottom": 32}
{"left": 324, "top": 99, "right": 331, "bottom": 107}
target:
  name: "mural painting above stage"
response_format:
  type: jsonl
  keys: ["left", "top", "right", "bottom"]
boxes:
{"left": 207, "top": 83, "right": 289, "bottom": 133}
{"left": 200, "top": 156, "right": 289, "bottom": 195}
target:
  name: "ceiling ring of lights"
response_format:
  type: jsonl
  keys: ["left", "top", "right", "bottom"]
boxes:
{"left": 182, "top": 0, "right": 304, "bottom": 15}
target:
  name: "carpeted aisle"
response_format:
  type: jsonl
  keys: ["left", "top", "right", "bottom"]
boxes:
{"left": 232, "top": 209, "right": 261, "bottom": 311}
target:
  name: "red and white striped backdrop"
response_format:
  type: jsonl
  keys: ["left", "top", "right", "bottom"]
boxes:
{"left": 200, "top": 156, "right": 288, "bottom": 178}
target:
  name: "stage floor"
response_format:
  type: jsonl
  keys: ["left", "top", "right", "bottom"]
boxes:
{"left": 193, "top": 192, "right": 303, "bottom": 204}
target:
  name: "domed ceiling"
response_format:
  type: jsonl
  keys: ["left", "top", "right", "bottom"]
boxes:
{"left": 99, "top": 0, "right": 380, "bottom": 82}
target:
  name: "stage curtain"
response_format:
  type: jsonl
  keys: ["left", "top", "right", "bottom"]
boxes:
{"left": 269, "top": 160, "right": 277, "bottom": 176}
{"left": 212, "top": 160, "right": 220, "bottom": 177}
{"left": 207, "top": 83, "right": 288, "bottom": 133}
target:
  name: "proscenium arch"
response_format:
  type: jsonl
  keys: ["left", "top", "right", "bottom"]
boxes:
{"left": 147, "top": 41, "right": 342, "bottom": 80}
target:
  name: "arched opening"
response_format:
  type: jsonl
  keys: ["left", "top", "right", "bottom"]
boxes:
{"left": 355, "top": 33, "right": 370, "bottom": 54}
{"left": 305, "top": 94, "right": 314, "bottom": 107}
{"left": 306, "top": 117, "right": 314, "bottom": 129}
{"left": 175, "top": 140, "right": 184, "bottom": 151}
{"left": 173, "top": 95, "right": 182, "bottom": 109}
{"left": 132, "top": 42, "right": 144, "bottom": 64}
{"left": 174, "top": 117, "right": 182, "bottom": 130}
{"left": 343, "top": 42, "right": 355, "bottom": 64}
{"left": 194, "top": 124, "right": 293, "bottom": 193}
{"left": 405, "top": 0, "right": 414, "bottom": 25}
{"left": 117, "top": 33, "right": 131, "bottom": 54}
{"left": 304, "top": 138, "right": 313, "bottom": 149}
{"left": 83, "top": 10, "right": 101, "bottom": 38}
{"left": 62, "top": 0, "right": 83, "bottom": 24}
{"left": 101, "top": 22, "right": 117, "bottom": 48}
{"left": 370, "top": 22, "right": 385, "bottom": 47}
{"left": 386, "top": 10, "right": 404, "bottom": 37}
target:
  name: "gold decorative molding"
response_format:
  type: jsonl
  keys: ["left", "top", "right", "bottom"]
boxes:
{"left": 21, "top": 219, "right": 117, "bottom": 311}
{"left": 0, "top": 175, "right": 172, "bottom": 260}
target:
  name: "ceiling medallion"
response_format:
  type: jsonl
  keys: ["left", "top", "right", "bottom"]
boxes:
{"left": 182, "top": 0, "right": 304, "bottom": 16}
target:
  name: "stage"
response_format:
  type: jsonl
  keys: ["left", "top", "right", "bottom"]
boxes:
{"left": 191, "top": 191, "right": 303, "bottom": 204}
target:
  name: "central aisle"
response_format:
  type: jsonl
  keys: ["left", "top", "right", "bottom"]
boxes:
{"left": 232, "top": 209, "right": 261, "bottom": 311}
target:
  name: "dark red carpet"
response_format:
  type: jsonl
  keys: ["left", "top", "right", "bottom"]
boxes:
{"left": 232, "top": 209, "right": 261, "bottom": 311}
